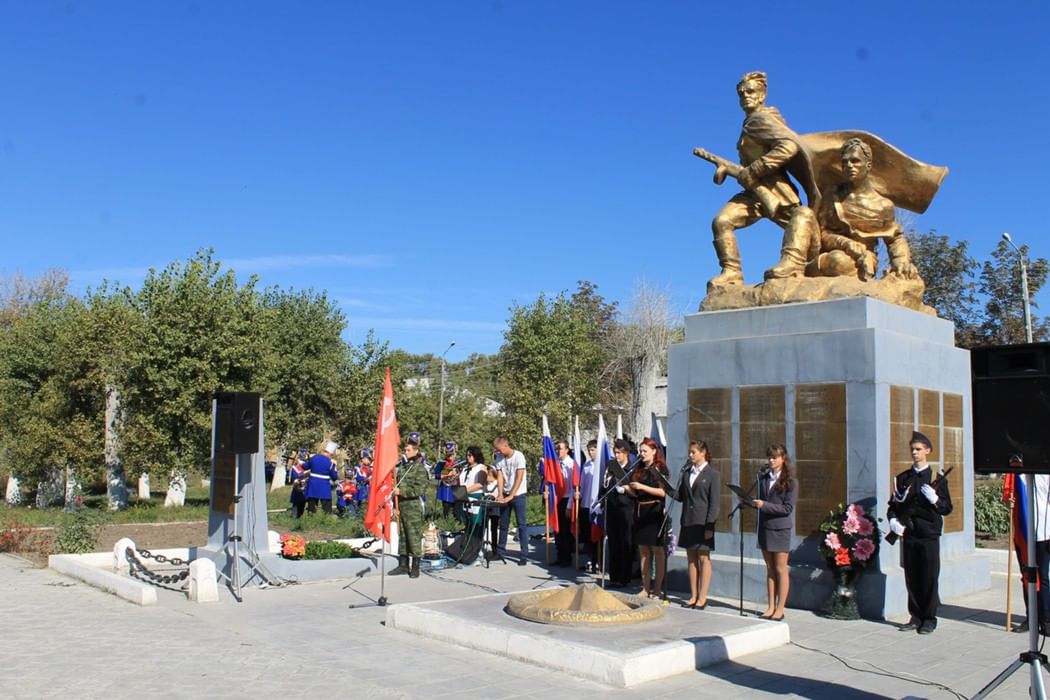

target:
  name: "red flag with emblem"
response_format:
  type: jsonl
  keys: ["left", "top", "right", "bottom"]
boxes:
{"left": 365, "top": 368, "right": 400, "bottom": 541}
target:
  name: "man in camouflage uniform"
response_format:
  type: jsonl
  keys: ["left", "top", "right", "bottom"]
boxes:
{"left": 390, "top": 433, "right": 431, "bottom": 578}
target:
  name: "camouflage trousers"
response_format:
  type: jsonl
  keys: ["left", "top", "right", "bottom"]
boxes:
{"left": 397, "top": 504, "right": 423, "bottom": 557}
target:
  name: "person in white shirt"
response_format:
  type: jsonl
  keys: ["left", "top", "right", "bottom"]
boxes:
{"left": 494, "top": 436, "right": 529, "bottom": 566}
{"left": 670, "top": 440, "right": 721, "bottom": 609}
{"left": 553, "top": 440, "right": 577, "bottom": 567}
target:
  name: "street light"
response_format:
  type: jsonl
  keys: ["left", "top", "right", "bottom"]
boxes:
{"left": 438, "top": 341, "right": 456, "bottom": 456}
{"left": 1002, "top": 232, "right": 1034, "bottom": 343}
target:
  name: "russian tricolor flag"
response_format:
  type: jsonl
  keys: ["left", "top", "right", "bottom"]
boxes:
{"left": 541, "top": 415, "right": 563, "bottom": 533}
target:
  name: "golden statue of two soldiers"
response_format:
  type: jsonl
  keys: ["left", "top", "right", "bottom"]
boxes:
{"left": 697, "top": 71, "right": 947, "bottom": 312}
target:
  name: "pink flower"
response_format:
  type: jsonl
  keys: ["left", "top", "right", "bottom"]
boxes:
{"left": 825, "top": 532, "right": 841, "bottom": 550}
{"left": 853, "top": 538, "right": 875, "bottom": 561}
{"left": 842, "top": 516, "right": 861, "bottom": 535}
{"left": 855, "top": 517, "right": 874, "bottom": 536}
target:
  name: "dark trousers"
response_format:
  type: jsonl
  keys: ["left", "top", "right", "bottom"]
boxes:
{"left": 1016, "top": 539, "right": 1050, "bottom": 623}
{"left": 606, "top": 502, "right": 634, "bottom": 585}
{"left": 902, "top": 536, "right": 941, "bottom": 625}
{"left": 498, "top": 494, "right": 528, "bottom": 561}
{"left": 555, "top": 498, "right": 575, "bottom": 564}
{"left": 306, "top": 498, "right": 331, "bottom": 514}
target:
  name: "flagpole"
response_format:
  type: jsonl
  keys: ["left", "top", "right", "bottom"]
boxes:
{"left": 544, "top": 485, "right": 551, "bottom": 564}
{"left": 1006, "top": 490, "right": 1014, "bottom": 631}
{"left": 573, "top": 493, "right": 580, "bottom": 572}
{"left": 378, "top": 521, "right": 388, "bottom": 606}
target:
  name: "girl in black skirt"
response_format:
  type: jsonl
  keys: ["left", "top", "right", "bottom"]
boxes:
{"left": 625, "top": 438, "right": 669, "bottom": 600}
{"left": 752, "top": 444, "right": 798, "bottom": 620}
{"left": 671, "top": 440, "right": 720, "bottom": 609}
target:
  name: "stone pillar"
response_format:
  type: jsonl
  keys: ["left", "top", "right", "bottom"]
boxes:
{"left": 113, "top": 537, "right": 136, "bottom": 572}
{"left": 189, "top": 558, "right": 219, "bottom": 603}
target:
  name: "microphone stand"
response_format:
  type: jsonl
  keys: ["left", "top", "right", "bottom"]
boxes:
{"left": 728, "top": 469, "right": 767, "bottom": 616}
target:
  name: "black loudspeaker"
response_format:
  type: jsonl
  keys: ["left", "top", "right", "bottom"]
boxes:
{"left": 972, "top": 343, "right": 1050, "bottom": 474}
{"left": 214, "top": 392, "right": 261, "bottom": 454}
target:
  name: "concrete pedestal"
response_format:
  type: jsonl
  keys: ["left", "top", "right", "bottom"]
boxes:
{"left": 666, "top": 297, "right": 990, "bottom": 618}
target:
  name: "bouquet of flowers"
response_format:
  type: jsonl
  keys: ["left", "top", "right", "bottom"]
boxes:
{"left": 280, "top": 533, "right": 306, "bottom": 560}
{"left": 818, "top": 503, "right": 881, "bottom": 570}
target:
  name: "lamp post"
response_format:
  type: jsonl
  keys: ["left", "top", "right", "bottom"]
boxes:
{"left": 438, "top": 341, "right": 456, "bottom": 455}
{"left": 1003, "top": 232, "right": 1034, "bottom": 343}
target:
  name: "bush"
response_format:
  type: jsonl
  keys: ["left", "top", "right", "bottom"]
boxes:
{"left": 54, "top": 512, "right": 103, "bottom": 554}
{"left": 975, "top": 478, "right": 1009, "bottom": 536}
{"left": 304, "top": 540, "right": 355, "bottom": 560}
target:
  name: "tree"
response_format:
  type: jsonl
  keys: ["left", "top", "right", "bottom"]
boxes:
{"left": 497, "top": 281, "right": 619, "bottom": 464}
{"left": 974, "top": 240, "right": 1050, "bottom": 345}
{"left": 612, "top": 281, "right": 682, "bottom": 439}
{"left": 906, "top": 230, "right": 981, "bottom": 345}
{"left": 254, "top": 286, "right": 349, "bottom": 458}
{"left": 118, "top": 249, "right": 265, "bottom": 504}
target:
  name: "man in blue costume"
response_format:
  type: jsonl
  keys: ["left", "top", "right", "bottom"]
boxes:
{"left": 303, "top": 441, "right": 339, "bottom": 514}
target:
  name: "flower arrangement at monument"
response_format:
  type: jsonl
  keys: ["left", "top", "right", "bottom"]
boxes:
{"left": 280, "top": 533, "right": 306, "bottom": 560}
{"left": 817, "top": 503, "right": 881, "bottom": 620}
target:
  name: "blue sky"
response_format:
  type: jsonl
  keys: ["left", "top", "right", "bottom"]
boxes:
{"left": 1, "top": 1, "right": 1046, "bottom": 361}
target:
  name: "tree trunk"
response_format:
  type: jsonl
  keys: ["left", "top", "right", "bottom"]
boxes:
{"left": 138, "top": 472, "right": 151, "bottom": 500}
{"left": 164, "top": 470, "right": 187, "bottom": 508}
{"left": 63, "top": 465, "right": 81, "bottom": 511}
{"left": 105, "top": 383, "right": 128, "bottom": 511}
{"left": 629, "top": 352, "right": 660, "bottom": 442}
{"left": 270, "top": 446, "right": 287, "bottom": 492}
{"left": 35, "top": 468, "right": 64, "bottom": 508}
{"left": 5, "top": 474, "right": 21, "bottom": 505}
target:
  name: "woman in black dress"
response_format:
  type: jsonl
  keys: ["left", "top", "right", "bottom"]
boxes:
{"left": 671, "top": 440, "right": 720, "bottom": 609}
{"left": 752, "top": 444, "right": 798, "bottom": 620}
{"left": 625, "top": 438, "right": 669, "bottom": 600}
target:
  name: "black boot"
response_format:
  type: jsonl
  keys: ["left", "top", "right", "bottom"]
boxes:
{"left": 409, "top": 556, "right": 420, "bottom": 578}
{"left": 389, "top": 555, "right": 409, "bottom": 576}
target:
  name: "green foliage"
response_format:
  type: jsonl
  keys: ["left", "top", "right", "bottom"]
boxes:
{"left": 304, "top": 539, "right": 356, "bottom": 559}
{"left": 54, "top": 511, "right": 103, "bottom": 554}
{"left": 497, "top": 281, "right": 620, "bottom": 468}
{"left": 909, "top": 230, "right": 1049, "bottom": 348}
{"left": 974, "top": 478, "right": 1010, "bottom": 536}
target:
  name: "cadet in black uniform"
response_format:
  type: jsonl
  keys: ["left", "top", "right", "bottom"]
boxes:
{"left": 888, "top": 431, "right": 953, "bottom": 634}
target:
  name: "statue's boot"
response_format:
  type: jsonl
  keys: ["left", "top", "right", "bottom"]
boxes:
{"left": 765, "top": 244, "right": 807, "bottom": 280}
{"left": 389, "top": 555, "right": 410, "bottom": 576}
{"left": 707, "top": 236, "right": 744, "bottom": 289}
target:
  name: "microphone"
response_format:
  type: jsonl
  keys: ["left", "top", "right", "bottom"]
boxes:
{"left": 758, "top": 465, "right": 772, "bottom": 477}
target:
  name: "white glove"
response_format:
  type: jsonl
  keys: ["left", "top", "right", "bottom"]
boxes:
{"left": 920, "top": 484, "right": 939, "bottom": 504}
{"left": 889, "top": 518, "right": 905, "bottom": 537}
{"left": 615, "top": 486, "right": 626, "bottom": 494}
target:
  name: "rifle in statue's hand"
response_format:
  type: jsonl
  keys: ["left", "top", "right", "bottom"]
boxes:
{"left": 693, "top": 146, "right": 780, "bottom": 218}
{"left": 885, "top": 466, "right": 954, "bottom": 545}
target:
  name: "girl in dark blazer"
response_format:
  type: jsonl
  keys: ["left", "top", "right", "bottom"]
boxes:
{"left": 752, "top": 444, "right": 798, "bottom": 620}
{"left": 671, "top": 440, "right": 721, "bottom": 608}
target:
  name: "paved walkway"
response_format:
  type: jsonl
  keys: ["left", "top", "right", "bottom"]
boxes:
{"left": 0, "top": 550, "right": 1038, "bottom": 699}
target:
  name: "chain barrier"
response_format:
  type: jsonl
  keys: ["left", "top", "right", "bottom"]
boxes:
{"left": 124, "top": 546, "right": 190, "bottom": 587}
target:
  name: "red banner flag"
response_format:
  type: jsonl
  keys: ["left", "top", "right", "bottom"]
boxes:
{"left": 364, "top": 368, "right": 400, "bottom": 541}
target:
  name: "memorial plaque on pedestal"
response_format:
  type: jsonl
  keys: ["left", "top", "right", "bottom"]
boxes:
{"left": 740, "top": 386, "right": 785, "bottom": 533}
{"left": 943, "top": 393, "right": 965, "bottom": 533}
{"left": 688, "top": 388, "right": 733, "bottom": 532}
{"left": 794, "top": 384, "right": 846, "bottom": 537}
{"left": 889, "top": 386, "right": 915, "bottom": 493}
